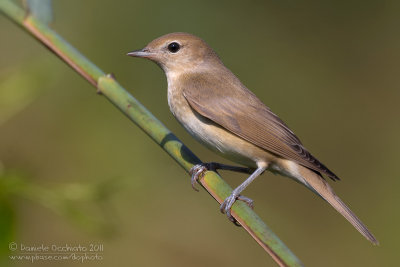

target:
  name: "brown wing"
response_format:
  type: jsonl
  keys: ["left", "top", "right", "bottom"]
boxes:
{"left": 181, "top": 71, "right": 339, "bottom": 180}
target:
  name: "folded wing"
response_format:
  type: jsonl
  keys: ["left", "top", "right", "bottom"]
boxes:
{"left": 182, "top": 71, "right": 339, "bottom": 180}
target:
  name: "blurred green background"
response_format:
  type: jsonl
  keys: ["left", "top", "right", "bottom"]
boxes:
{"left": 0, "top": 0, "right": 399, "bottom": 266}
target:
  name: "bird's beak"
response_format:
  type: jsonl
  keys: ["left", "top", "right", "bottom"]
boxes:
{"left": 127, "top": 48, "right": 153, "bottom": 58}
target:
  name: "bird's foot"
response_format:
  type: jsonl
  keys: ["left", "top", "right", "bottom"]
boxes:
{"left": 220, "top": 192, "right": 254, "bottom": 226}
{"left": 189, "top": 163, "right": 218, "bottom": 191}
{"left": 189, "top": 162, "right": 253, "bottom": 191}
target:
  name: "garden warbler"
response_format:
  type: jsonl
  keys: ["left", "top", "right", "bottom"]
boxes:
{"left": 127, "top": 32, "right": 378, "bottom": 244}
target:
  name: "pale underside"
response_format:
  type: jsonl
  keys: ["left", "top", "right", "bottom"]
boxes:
{"left": 171, "top": 70, "right": 339, "bottom": 181}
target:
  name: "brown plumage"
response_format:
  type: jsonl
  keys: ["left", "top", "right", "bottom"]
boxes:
{"left": 182, "top": 71, "right": 339, "bottom": 181}
{"left": 127, "top": 32, "right": 378, "bottom": 245}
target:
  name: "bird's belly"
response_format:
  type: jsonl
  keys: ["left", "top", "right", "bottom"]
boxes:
{"left": 169, "top": 96, "right": 275, "bottom": 168}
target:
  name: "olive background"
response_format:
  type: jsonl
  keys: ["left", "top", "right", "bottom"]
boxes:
{"left": 0, "top": 0, "right": 399, "bottom": 266}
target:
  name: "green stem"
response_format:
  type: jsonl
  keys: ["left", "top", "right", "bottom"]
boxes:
{"left": 0, "top": 1, "right": 303, "bottom": 266}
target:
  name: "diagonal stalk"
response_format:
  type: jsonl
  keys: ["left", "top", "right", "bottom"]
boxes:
{"left": 0, "top": 1, "right": 303, "bottom": 266}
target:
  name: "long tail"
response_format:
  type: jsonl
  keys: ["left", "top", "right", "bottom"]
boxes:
{"left": 288, "top": 161, "right": 379, "bottom": 245}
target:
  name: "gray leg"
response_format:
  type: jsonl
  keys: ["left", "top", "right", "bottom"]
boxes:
{"left": 220, "top": 166, "right": 267, "bottom": 222}
{"left": 206, "top": 162, "right": 254, "bottom": 174}
{"left": 189, "top": 162, "right": 253, "bottom": 191}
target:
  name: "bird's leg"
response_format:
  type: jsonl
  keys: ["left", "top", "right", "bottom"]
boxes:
{"left": 189, "top": 162, "right": 254, "bottom": 191}
{"left": 220, "top": 166, "right": 267, "bottom": 223}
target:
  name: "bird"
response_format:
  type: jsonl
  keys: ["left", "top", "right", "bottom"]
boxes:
{"left": 127, "top": 32, "right": 378, "bottom": 244}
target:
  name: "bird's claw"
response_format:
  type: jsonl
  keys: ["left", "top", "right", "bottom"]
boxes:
{"left": 189, "top": 163, "right": 221, "bottom": 191}
{"left": 190, "top": 163, "right": 255, "bottom": 226}
{"left": 237, "top": 195, "right": 254, "bottom": 209}
{"left": 220, "top": 193, "right": 254, "bottom": 226}
{"left": 189, "top": 164, "right": 208, "bottom": 191}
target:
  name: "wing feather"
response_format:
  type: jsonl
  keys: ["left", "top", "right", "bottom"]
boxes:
{"left": 181, "top": 71, "right": 339, "bottom": 180}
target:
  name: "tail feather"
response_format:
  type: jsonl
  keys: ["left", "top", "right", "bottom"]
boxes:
{"left": 294, "top": 163, "right": 379, "bottom": 245}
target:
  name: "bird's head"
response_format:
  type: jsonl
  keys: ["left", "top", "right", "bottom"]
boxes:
{"left": 127, "top": 32, "right": 222, "bottom": 74}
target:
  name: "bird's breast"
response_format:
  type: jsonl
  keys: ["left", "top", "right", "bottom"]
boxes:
{"left": 167, "top": 84, "right": 275, "bottom": 168}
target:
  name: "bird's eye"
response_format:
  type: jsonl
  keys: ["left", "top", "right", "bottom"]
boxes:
{"left": 167, "top": 42, "right": 180, "bottom": 53}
